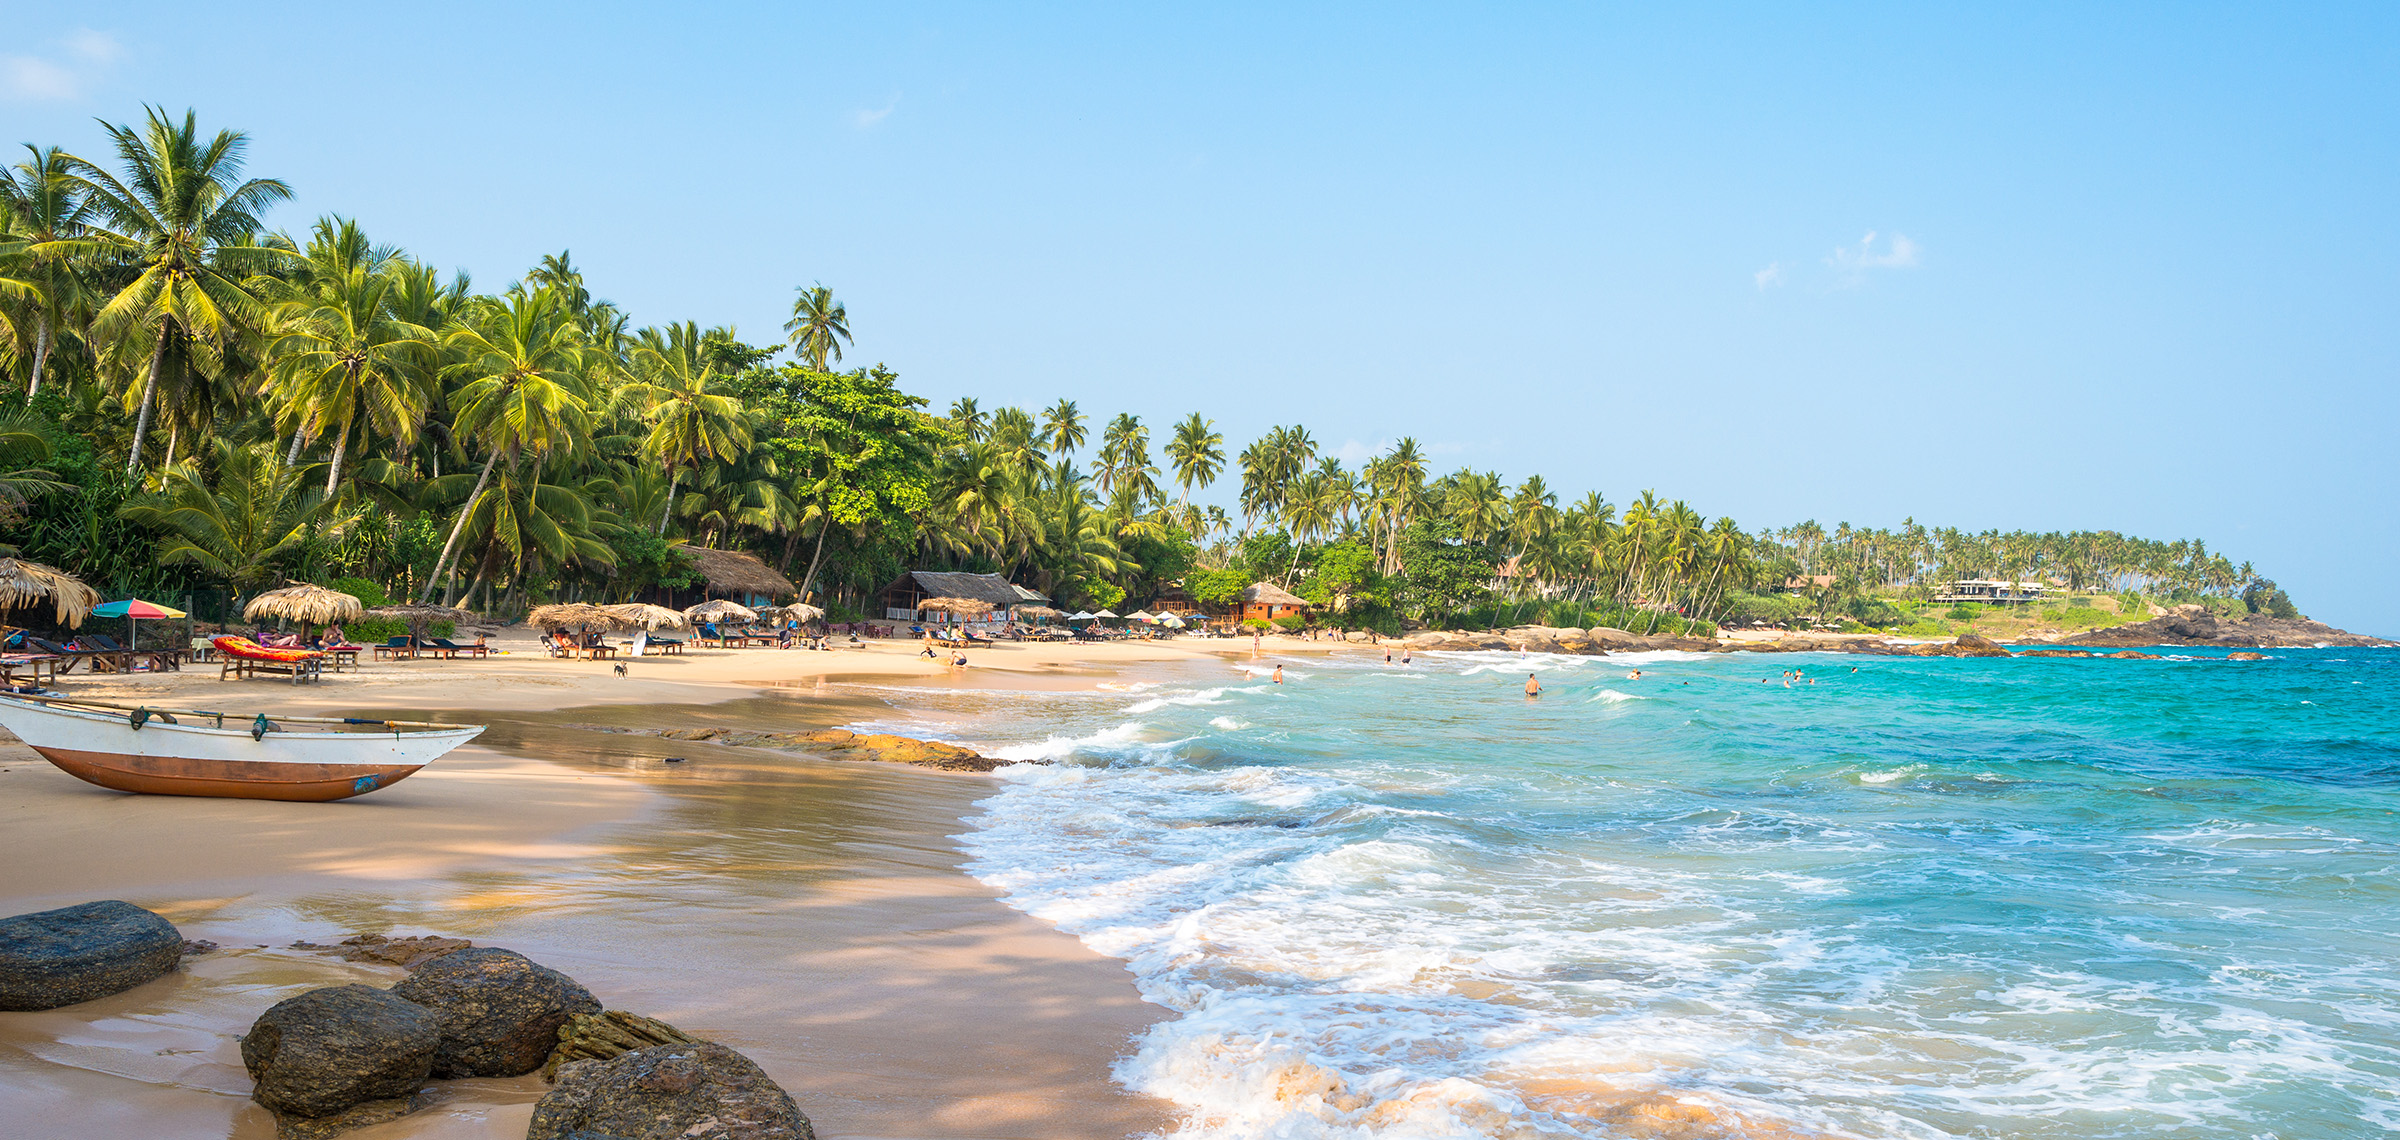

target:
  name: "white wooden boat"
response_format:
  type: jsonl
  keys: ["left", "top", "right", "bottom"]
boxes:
{"left": 0, "top": 695, "right": 484, "bottom": 801}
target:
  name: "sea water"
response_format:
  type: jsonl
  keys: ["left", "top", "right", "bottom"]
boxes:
{"left": 892, "top": 649, "right": 2400, "bottom": 1138}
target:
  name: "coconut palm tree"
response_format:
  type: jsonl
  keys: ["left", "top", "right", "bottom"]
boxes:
{"left": 627, "top": 322, "right": 751, "bottom": 534}
{"left": 418, "top": 288, "right": 593, "bottom": 602}
{"left": 947, "top": 396, "right": 987, "bottom": 441}
{"left": 62, "top": 107, "right": 294, "bottom": 476}
{"left": 262, "top": 264, "right": 434, "bottom": 495}
{"left": 119, "top": 438, "right": 347, "bottom": 596}
{"left": 1041, "top": 398, "right": 1086, "bottom": 460}
{"left": 1166, "top": 412, "right": 1224, "bottom": 511}
{"left": 784, "top": 283, "right": 851, "bottom": 371}
{"left": 0, "top": 145, "right": 96, "bottom": 398}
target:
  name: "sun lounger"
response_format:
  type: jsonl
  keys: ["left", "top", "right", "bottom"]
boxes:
{"left": 0, "top": 653, "right": 61, "bottom": 687}
{"left": 373, "top": 636, "right": 416, "bottom": 660}
{"left": 428, "top": 638, "right": 488, "bottom": 659}
{"left": 213, "top": 635, "right": 326, "bottom": 684}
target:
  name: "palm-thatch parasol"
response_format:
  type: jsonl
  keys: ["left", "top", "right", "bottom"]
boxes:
{"left": 757, "top": 603, "right": 826, "bottom": 623}
{"left": 1012, "top": 605, "right": 1063, "bottom": 620}
{"left": 0, "top": 558, "right": 99, "bottom": 629}
{"left": 243, "top": 584, "right": 365, "bottom": 631}
{"left": 529, "top": 602, "right": 633, "bottom": 630}
{"left": 918, "top": 596, "right": 994, "bottom": 616}
{"left": 684, "top": 599, "right": 758, "bottom": 624}
{"left": 602, "top": 603, "right": 691, "bottom": 630}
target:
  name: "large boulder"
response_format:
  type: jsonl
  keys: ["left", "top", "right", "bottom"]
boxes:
{"left": 1952, "top": 633, "right": 2011, "bottom": 657}
{"left": 241, "top": 984, "right": 439, "bottom": 1118}
{"left": 528, "top": 1042, "right": 815, "bottom": 1140}
{"left": 0, "top": 900, "right": 184, "bottom": 1011}
{"left": 389, "top": 947, "right": 600, "bottom": 1078}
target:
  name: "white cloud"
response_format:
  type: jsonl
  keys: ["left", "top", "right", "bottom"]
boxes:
{"left": 1754, "top": 262, "right": 1785, "bottom": 290}
{"left": 1334, "top": 439, "right": 1380, "bottom": 465}
{"left": 2, "top": 56, "right": 79, "bottom": 100}
{"left": 1826, "top": 230, "right": 1921, "bottom": 281}
{"left": 65, "top": 29, "right": 122, "bottom": 65}
{"left": 852, "top": 98, "right": 898, "bottom": 129}
{"left": 3, "top": 28, "right": 121, "bottom": 101}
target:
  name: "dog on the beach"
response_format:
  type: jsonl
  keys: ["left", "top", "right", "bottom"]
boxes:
{"left": 613, "top": 662, "right": 627, "bottom": 677}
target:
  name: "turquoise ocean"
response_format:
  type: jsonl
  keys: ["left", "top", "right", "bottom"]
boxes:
{"left": 860, "top": 647, "right": 2400, "bottom": 1139}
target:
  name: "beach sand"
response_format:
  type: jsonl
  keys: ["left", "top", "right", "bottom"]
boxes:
{"left": 0, "top": 632, "right": 1267, "bottom": 1139}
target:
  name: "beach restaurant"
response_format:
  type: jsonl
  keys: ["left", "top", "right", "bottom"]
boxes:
{"left": 660, "top": 544, "right": 799, "bottom": 609}
{"left": 875, "top": 571, "right": 1049, "bottom": 623}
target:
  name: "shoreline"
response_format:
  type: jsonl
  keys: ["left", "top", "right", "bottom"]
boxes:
{"left": 0, "top": 635, "right": 1237, "bottom": 1139}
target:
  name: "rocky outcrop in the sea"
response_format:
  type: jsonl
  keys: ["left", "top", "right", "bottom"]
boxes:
{"left": 0, "top": 900, "right": 185, "bottom": 1010}
{"left": 572, "top": 724, "right": 1006, "bottom": 771}
{"left": 241, "top": 984, "right": 441, "bottom": 1119}
{"left": 2057, "top": 605, "right": 2394, "bottom": 649}
{"left": 529, "top": 1041, "right": 815, "bottom": 1140}
{"left": 390, "top": 947, "right": 602, "bottom": 1078}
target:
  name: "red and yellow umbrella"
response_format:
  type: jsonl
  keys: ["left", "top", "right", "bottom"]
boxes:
{"left": 90, "top": 598, "right": 187, "bottom": 651}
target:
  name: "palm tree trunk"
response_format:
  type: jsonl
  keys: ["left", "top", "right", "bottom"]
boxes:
{"left": 286, "top": 420, "right": 310, "bottom": 466}
{"left": 419, "top": 448, "right": 502, "bottom": 603}
{"left": 798, "top": 521, "right": 833, "bottom": 604}
{"left": 323, "top": 416, "right": 351, "bottom": 496}
{"left": 163, "top": 422, "right": 178, "bottom": 473}
{"left": 26, "top": 317, "right": 50, "bottom": 399}
{"left": 125, "top": 333, "right": 168, "bottom": 477}
{"left": 655, "top": 468, "right": 680, "bottom": 535}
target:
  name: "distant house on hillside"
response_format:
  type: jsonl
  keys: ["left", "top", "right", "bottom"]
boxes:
{"left": 1779, "top": 575, "right": 1836, "bottom": 593}
{"left": 1932, "top": 578, "right": 2049, "bottom": 605}
{"left": 875, "top": 570, "right": 1048, "bottom": 620}
{"left": 670, "top": 544, "right": 798, "bottom": 608}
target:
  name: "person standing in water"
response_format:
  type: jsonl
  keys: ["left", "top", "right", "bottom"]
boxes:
{"left": 1273, "top": 665, "right": 1284, "bottom": 684}
{"left": 1525, "top": 673, "right": 1542, "bottom": 698}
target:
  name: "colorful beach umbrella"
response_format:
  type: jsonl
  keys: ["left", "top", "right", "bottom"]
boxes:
{"left": 91, "top": 598, "right": 186, "bottom": 652}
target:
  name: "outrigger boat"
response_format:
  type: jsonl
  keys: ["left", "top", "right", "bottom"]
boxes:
{"left": 0, "top": 694, "right": 484, "bottom": 802}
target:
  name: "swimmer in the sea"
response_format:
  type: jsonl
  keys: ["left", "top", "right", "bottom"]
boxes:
{"left": 1525, "top": 673, "right": 1542, "bottom": 697}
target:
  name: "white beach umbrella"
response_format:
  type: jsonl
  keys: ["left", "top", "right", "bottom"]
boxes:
{"left": 1093, "top": 609, "right": 1120, "bottom": 619}
{"left": 1070, "top": 611, "right": 1096, "bottom": 621}
{"left": 1125, "top": 610, "right": 1154, "bottom": 621}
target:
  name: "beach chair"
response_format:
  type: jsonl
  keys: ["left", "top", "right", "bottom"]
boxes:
{"left": 428, "top": 637, "right": 487, "bottom": 659}
{"left": 626, "top": 631, "right": 650, "bottom": 657}
{"left": 373, "top": 636, "right": 415, "bottom": 660}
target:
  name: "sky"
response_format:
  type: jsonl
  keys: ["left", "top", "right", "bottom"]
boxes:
{"left": 6, "top": 3, "right": 2396, "bottom": 634}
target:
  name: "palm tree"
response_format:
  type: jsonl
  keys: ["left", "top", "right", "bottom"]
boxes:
{"left": 119, "top": 439, "right": 346, "bottom": 596}
{"left": 1166, "top": 413, "right": 1224, "bottom": 511}
{"left": 261, "top": 252, "right": 434, "bottom": 494}
{"left": 1041, "top": 398, "right": 1086, "bottom": 460}
{"left": 418, "top": 288, "right": 592, "bottom": 602}
{"left": 628, "top": 322, "right": 751, "bottom": 534}
{"left": 62, "top": 107, "right": 293, "bottom": 476}
{"left": 784, "top": 283, "right": 851, "bottom": 371}
{"left": 947, "top": 396, "right": 987, "bottom": 441}
{"left": 0, "top": 145, "right": 95, "bottom": 398}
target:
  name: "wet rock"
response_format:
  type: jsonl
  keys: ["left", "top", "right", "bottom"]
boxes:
{"left": 528, "top": 1042, "right": 814, "bottom": 1140}
{"left": 2226, "top": 651, "right": 2267, "bottom": 660}
{"left": 270, "top": 1092, "right": 427, "bottom": 1139}
{"left": 289, "top": 933, "right": 472, "bottom": 968}
{"left": 566, "top": 725, "right": 1006, "bottom": 772}
{"left": 544, "top": 1009, "right": 704, "bottom": 1080}
{"left": 1953, "top": 634, "right": 2011, "bottom": 657}
{"left": 2107, "top": 650, "right": 2164, "bottom": 659}
{"left": 241, "top": 984, "right": 439, "bottom": 1118}
{"left": 2017, "top": 649, "right": 2095, "bottom": 658}
{"left": 389, "top": 947, "right": 600, "bottom": 1078}
{"left": 0, "top": 900, "right": 185, "bottom": 1011}
{"left": 2064, "top": 609, "right": 2394, "bottom": 649}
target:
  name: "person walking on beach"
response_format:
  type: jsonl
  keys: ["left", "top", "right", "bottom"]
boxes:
{"left": 1525, "top": 673, "right": 1542, "bottom": 698}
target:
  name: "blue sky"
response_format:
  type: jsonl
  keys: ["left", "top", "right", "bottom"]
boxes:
{"left": 8, "top": 4, "right": 2396, "bottom": 633}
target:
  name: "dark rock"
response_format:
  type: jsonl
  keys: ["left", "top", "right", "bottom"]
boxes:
{"left": 1953, "top": 634, "right": 2011, "bottom": 657}
{"left": 528, "top": 1042, "right": 814, "bottom": 1140}
{"left": 183, "top": 939, "right": 220, "bottom": 955}
{"left": 290, "top": 933, "right": 472, "bottom": 968}
{"left": 2064, "top": 607, "right": 2394, "bottom": 649}
{"left": 2107, "top": 650, "right": 2164, "bottom": 659}
{"left": 0, "top": 900, "right": 185, "bottom": 1011}
{"left": 2227, "top": 651, "right": 2267, "bottom": 660}
{"left": 242, "top": 984, "right": 439, "bottom": 1118}
{"left": 271, "top": 1093, "right": 427, "bottom": 1139}
{"left": 389, "top": 947, "right": 600, "bottom": 1078}
{"left": 2017, "top": 649, "right": 2095, "bottom": 658}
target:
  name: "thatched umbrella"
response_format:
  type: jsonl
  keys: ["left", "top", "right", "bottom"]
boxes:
{"left": 757, "top": 603, "right": 825, "bottom": 624}
{"left": 683, "top": 599, "right": 758, "bottom": 624}
{"left": 918, "top": 596, "right": 994, "bottom": 617}
{"left": 529, "top": 602, "right": 632, "bottom": 630}
{"left": 243, "top": 584, "right": 365, "bottom": 632}
{"left": 602, "top": 603, "right": 691, "bottom": 630}
{"left": 1013, "top": 605, "right": 1063, "bottom": 620}
{"left": 0, "top": 558, "right": 98, "bottom": 629}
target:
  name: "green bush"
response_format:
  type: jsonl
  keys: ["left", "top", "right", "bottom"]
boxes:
{"left": 2066, "top": 594, "right": 2095, "bottom": 610}
{"left": 1271, "top": 615, "right": 1305, "bottom": 631}
{"left": 1241, "top": 617, "right": 1272, "bottom": 631}
{"left": 324, "top": 577, "right": 393, "bottom": 607}
{"left": 341, "top": 618, "right": 455, "bottom": 644}
{"left": 1895, "top": 619, "right": 1952, "bottom": 638}
{"left": 1945, "top": 603, "right": 1983, "bottom": 622}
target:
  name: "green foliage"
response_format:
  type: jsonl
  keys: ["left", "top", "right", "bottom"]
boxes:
{"left": 1069, "top": 578, "right": 1125, "bottom": 612}
{"left": 2117, "top": 590, "right": 2148, "bottom": 615}
{"left": 1271, "top": 615, "right": 1305, "bottom": 631}
{"left": 1240, "top": 617, "right": 1272, "bottom": 631}
{"left": 2243, "top": 578, "right": 2300, "bottom": 620}
{"left": 1946, "top": 602, "right": 1984, "bottom": 622}
{"left": 1185, "top": 568, "right": 1248, "bottom": 608}
{"left": 607, "top": 531, "right": 701, "bottom": 599}
{"left": 1391, "top": 519, "right": 1495, "bottom": 621}
{"left": 341, "top": 617, "right": 454, "bottom": 643}
{"left": 2066, "top": 594, "right": 2096, "bottom": 609}
{"left": 323, "top": 576, "right": 392, "bottom": 607}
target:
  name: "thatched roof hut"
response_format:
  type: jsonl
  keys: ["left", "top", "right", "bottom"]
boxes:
{"left": 1233, "top": 580, "right": 1311, "bottom": 624}
{"left": 919, "top": 596, "right": 995, "bottom": 616}
{"left": 0, "top": 558, "right": 99, "bottom": 628}
{"left": 673, "top": 545, "right": 797, "bottom": 603}
{"left": 243, "top": 583, "right": 365, "bottom": 626}
{"left": 874, "top": 571, "right": 1047, "bottom": 618}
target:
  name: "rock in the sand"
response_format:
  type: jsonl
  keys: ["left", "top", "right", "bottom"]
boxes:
{"left": 241, "top": 984, "right": 439, "bottom": 1118}
{"left": 0, "top": 899, "right": 184, "bottom": 1011}
{"left": 289, "top": 933, "right": 472, "bottom": 968}
{"left": 389, "top": 947, "right": 600, "bottom": 1078}
{"left": 529, "top": 1042, "right": 815, "bottom": 1140}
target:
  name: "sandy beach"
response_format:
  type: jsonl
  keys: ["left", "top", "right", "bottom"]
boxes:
{"left": 0, "top": 632, "right": 1292, "bottom": 1139}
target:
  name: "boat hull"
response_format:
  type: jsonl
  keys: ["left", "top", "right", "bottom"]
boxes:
{"left": 0, "top": 699, "right": 482, "bottom": 801}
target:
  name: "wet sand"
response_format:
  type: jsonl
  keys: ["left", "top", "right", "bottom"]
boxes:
{"left": 0, "top": 659, "right": 1183, "bottom": 1139}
